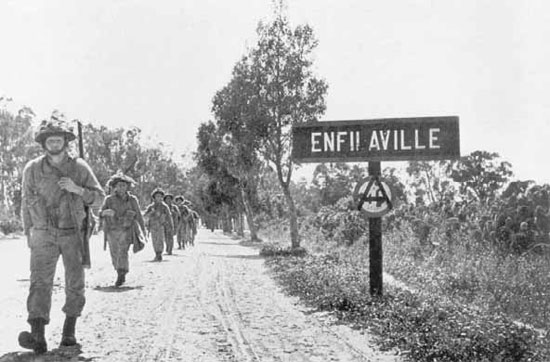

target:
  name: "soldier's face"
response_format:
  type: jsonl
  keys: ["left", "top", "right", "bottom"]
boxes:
{"left": 114, "top": 182, "right": 129, "bottom": 195}
{"left": 154, "top": 194, "right": 163, "bottom": 202}
{"left": 45, "top": 135, "right": 66, "bottom": 155}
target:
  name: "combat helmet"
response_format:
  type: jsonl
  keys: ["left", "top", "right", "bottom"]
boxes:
{"left": 163, "top": 193, "right": 174, "bottom": 202}
{"left": 107, "top": 171, "right": 136, "bottom": 188}
{"left": 151, "top": 187, "right": 165, "bottom": 200}
{"left": 174, "top": 195, "right": 185, "bottom": 203}
{"left": 34, "top": 111, "right": 76, "bottom": 144}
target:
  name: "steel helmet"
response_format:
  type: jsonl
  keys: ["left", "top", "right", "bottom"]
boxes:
{"left": 34, "top": 111, "right": 76, "bottom": 143}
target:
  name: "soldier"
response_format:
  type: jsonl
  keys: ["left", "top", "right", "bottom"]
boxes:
{"left": 144, "top": 188, "right": 173, "bottom": 261}
{"left": 100, "top": 172, "right": 146, "bottom": 287}
{"left": 174, "top": 195, "right": 188, "bottom": 249}
{"left": 19, "top": 113, "right": 105, "bottom": 353}
{"left": 163, "top": 193, "right": 180, "bottom": 255}
{"left": 187, "top": 202, "right": 199, "bottom": 245}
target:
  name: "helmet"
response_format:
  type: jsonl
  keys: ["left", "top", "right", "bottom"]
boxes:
{"left": 107, "top": 171, "right": 136, "bottom": 188}
{"left": 163, "top": 193, "right": 174, "bottom": 201}
{"left": 151, "top": 188, "right": 165, "bottom": 199}
{"left": 34, "top": 111, "right": 76, "bottom": 143}
{"left": 174, "top": 195, "right": 185, "bottom": 202}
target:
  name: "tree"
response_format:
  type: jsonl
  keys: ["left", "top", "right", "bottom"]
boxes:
{"left": 211, "top": 58, "right": 265, "bottom": 241}
{"left": 0, "top": 107, "right": 40, "bottom": 215}
{"left": 248, "top": 4, "right": 328, "bottom": 248}
{"left": 195, "top": 122, "right": 241, "bottom": 232}
{"left": 406, "top": 160, "right": 455, "bottom": 205}
{"left": 450, "top": 151, "right": 513, "bottom": 202}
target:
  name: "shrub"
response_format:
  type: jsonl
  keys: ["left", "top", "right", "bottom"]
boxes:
{"left": 266, "top": 253, "right": 545, "bottom": 361}
{"left": 0, "top": 217, "right": 22, "bottom": 235}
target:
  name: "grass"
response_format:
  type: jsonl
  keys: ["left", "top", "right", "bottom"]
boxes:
{"left": 258, "top": 223, "right": 550, "bottom": 361}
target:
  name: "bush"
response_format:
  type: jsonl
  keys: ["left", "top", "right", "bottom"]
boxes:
{"left": 0, "top": 217, "right": 22, "bottom": 235}
{"left": 312, "top": 196, "right": 367, "bottom": 246}
{"left": 266, "top": 253, "right": 545, "bottom": 361}
{"left": 259, "top": 243, "right": 307, "bottom": 257}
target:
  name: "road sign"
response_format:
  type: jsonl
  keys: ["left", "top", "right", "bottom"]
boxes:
{"left": 354, "top": 176, "right": 394, "bottom": 217}
{"left": 292, "top": 116, "right": 460, "bottom": 163}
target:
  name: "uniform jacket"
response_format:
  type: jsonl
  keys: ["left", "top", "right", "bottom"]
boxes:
{"left": 144, "top": 201, "right": 173, "bottom": 233}
{"left": 166, "top": 203, "right": 180, "bottom": 229}
{"left": 101, "top": 192, "right": 146, "bottom": 233}
{"left": 21, "top": 154, "right": 105, "bottom": 234}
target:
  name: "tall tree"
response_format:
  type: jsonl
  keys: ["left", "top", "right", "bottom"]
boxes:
{"left": 450, "top": 150, "right": 513, "bottom": 202}
{"left": 249, "top": 4, "right": 328, "bottom": 248}
{"left": 0, "top": 107, "right": 40, "bottom": 214}
{"left": 211, "top": 58, "right": 264, "bottom": 241}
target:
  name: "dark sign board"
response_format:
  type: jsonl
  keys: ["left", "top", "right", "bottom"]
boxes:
{"left": 292, "top": 116, "right": 460, "bottom": 162}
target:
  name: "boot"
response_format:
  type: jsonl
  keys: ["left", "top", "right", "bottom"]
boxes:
{"left": 114, "top": 269, "right": 126, "bottom": 287}
{"left": 154, "top": 252, "right": 162, "bottom": 262}
{"left": 18, "top": 318, "right": 47, "bottom": 354}
{"left": 59, "top": 316, "right": 77, "bottom": 347}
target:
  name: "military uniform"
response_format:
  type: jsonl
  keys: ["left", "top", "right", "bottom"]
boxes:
{"left": 100, "top": 173, "right": 145, "bottom": 286}
{"left": 20, "top": 115, "right": 105, "bottom": 353}
{"left": 144, "top": 188, "right": 173, "bottom": 261}
{"left": 174, "top": 196, "right": 187, "bottom": 249}
{"left": 163, "top": 194, "right": 180, "bottom": 255}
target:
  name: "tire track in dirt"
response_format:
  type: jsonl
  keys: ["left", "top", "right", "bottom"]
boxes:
{"left": 213, "top": 262, "right": 261, "bottom": 361}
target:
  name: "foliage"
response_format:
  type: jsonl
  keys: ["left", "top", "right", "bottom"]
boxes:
{"left": 311, "top": 196, "right": 367, "bottom": 246}
{"left": 0, "top": 107, "right": 41, "bottom": 215}
{"left": 450, "top": 150, "right": 514, "bottom": 202}
{"left": 265, "top": 250, "right": 546, "bottom": 361}
{"left": 246, "top": 3, "right": 328, "bottom": 248}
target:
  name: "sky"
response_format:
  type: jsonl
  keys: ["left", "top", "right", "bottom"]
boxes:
{"left": 1, "top": 0, "right": 550, "bottom": 184}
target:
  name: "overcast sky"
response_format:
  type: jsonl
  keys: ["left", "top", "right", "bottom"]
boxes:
{"left": 1, "top": 0, "right": 549, "bottom": 184}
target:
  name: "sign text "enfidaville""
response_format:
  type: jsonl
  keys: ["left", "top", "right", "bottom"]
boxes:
{"left": 292, "top": 116, "right": 460, "bottom": 162}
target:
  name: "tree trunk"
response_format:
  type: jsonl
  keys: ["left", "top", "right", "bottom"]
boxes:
{"left": 235, "top": 204, "right": 244, "bottom": 237}
{"left": 222, "top": 205, "right": 232, "bottom": 233}
{"left": 281, "top": 183, "right": 300, "bottom": 249}
{"left": 240, "top": 186, "right": 260, "bottom": 242}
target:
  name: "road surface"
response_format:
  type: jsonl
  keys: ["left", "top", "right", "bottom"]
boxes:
{"left": 0, "top": 229, "right": 399, "bottom": 362}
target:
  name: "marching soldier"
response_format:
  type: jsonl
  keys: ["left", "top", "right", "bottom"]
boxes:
{"left": 144, "top": 188, "right": 173, "bottom": 261}
{"left": 100, "top": 172, "right": 146, "bottom": 287}
{"left": 174, "top": 195, "right": 188, "bottom": 249}
{"left": 19, "top": 113, "right": 105, "bottom": 353}
{"left": 163, "top": 193, "right": 180, "bottom": 255}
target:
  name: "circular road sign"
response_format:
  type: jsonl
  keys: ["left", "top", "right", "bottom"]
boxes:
{"left": 353, "top": 177, "right": 395, "bottom": 217}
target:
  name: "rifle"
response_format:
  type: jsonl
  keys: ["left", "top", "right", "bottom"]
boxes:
{"left": 77, "top": 121, "right": 92, "bottom": 268}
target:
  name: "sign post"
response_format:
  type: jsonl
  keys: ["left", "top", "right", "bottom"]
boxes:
{"left": 292, "top": 116, "right": 460, "bottom": 296}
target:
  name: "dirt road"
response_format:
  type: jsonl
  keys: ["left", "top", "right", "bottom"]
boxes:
{"left": 0, "top": 229, "right": 398, "bottom": 362}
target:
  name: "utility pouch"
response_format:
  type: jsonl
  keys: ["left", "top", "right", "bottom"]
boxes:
{"left": 122, "top": 210, "right": 137, "bottom": 228}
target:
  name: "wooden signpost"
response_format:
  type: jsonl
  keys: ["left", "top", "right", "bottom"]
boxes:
{"left": 292, "top": 116, "right": 460, "bottom": 295}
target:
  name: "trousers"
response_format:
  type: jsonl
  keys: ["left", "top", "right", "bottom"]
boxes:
{"left": 107, "top": 229, "right": 131, "bottom": 271}
{"left": 27, "top": 228, "right": 85, "bottom": 323}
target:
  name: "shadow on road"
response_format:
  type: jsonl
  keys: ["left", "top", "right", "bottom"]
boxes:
{"left": 0, "top": 345, "right": 95, "bottom": 362}
{"left": 200, "top": 241, "right": 236, "bottom": 246}
{"left": 209, "top": 254, "right": 263, "bottom": 260}
{"left": 92, "top": 285, "right": 143, "bottom": 293}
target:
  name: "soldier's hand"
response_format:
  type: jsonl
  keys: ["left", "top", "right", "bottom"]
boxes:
{"left": 58, "top": 177, "right": 84, "bottom": 195}
{"left": 101, "top": 209, "right": 115, "bottom": 217}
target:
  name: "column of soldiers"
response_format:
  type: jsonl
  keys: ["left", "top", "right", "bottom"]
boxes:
{"left": 18, "top": 112, "right": 201, "bottom": 354}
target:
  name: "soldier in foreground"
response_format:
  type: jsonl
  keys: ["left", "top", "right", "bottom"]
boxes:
{"left": 100, "top": 172, "right": 146, "bottom": 287}
{"left": 144, "top": 188, "right": 173, "bottom": 261}
{"left": 19, "top": 113, "right": 105, "bottom": 353}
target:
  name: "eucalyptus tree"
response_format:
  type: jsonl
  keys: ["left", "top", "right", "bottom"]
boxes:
{"left": 195, "top": 121, "right": 241, "bottom": 232}
{"left": 0, "top": 107, "right": 40, "bottom": 215}
{"left": 450, "top": 150, "right": 513, "bottom": 203}
{"left": 211, "top": 57, "right": 264, "bottom": 241}
{"left": 248, "top": 8, "right": 328, "bottom": 248}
